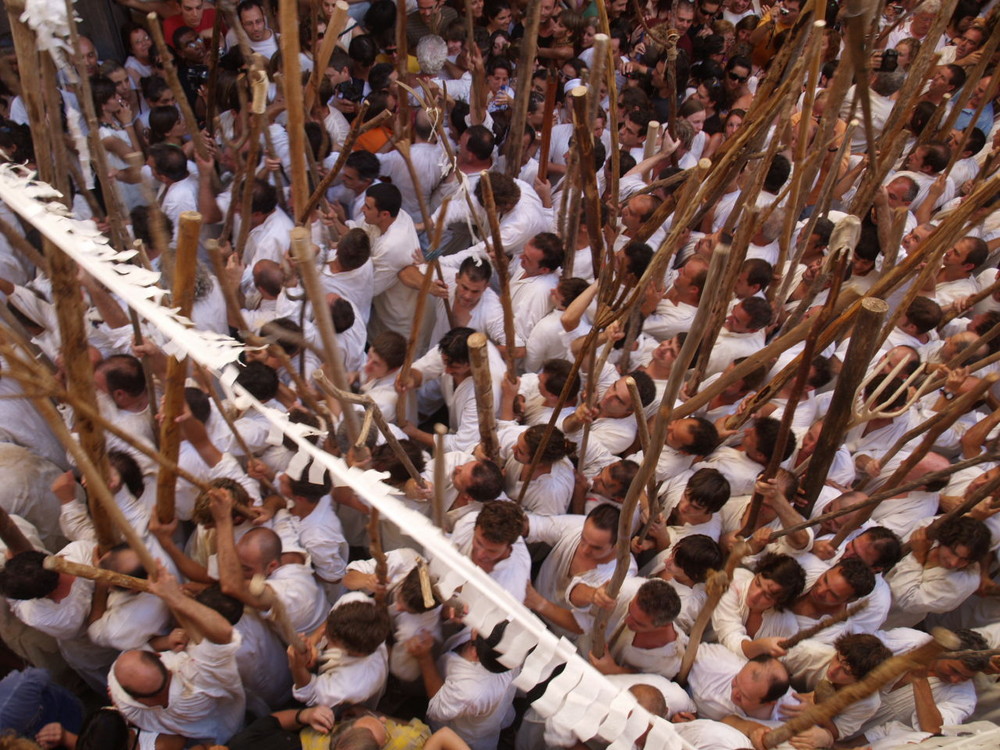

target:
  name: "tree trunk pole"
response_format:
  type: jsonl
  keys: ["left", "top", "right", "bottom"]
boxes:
{"left": 799, "top": 297, "right": 888, "bottom": 514}
{"left": 44, "top": 556, "right": 151, "bottom": 592}
{"left": 478, "top": 173, "right": 518, "bottom": 381}
{"left": 278, "top": 0, "right": 309, "bottom": 219}
{"left": 467, "top": 333, "right": 500, "bottom": 463}
{"left": 156, "top": 212, "right": 203, "bottom": 524}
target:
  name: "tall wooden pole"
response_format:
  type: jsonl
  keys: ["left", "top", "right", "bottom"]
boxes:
{"left": 279, "top": 0, "right": 310, "bottom": 219}
{"left": 155, "top": 212, "right": 203, "bottom": 524}
{"left": 467, "top": 333, "right": 500, "bottom": 463}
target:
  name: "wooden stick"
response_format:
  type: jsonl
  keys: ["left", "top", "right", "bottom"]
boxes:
{"left": 569, "top": 87, "right": 607, "bottom": 287}
{"left": 278, "top": 0, "right": 310, "bottom": 220}
{"left": 593, "top": 0, "right": 619, "bottom": 215}
{"left": 290, "top": 226, "right": 360, "bottom": 441}
{"left": 687, "top": 236, "right": 742, "bottom": 394}
{"left": 467, "top": 332, "right": 500, "bottom": 463}
{"left": 625, "top": 375, "right": 650, "bottom": 454}
{"left": 503, "top": 0, "right": 541, "bottom": 177}
{"left": 536, "top": 72, "right": 560, "bottom": 183}
{"left": 676, "top": 542, "right": 751, "bottom": 684}
{"left": 147, "top": 13, "right": 210, "bottom": 161}
{"left": 939, "top": 279, "right": 1000, "bottom": 329}
{"left": 762, "top": 629, "right": 960, "bottom": 748}
{"left": 771, "top": 451, "right": 1000, "bottom": 541}
{"left": 248, "top": 575, "right": 308, "bottom": 651}
{"left": 313, "top": 372, "right": 425, "bottom": 486}
{"left": 433, "top": 424, "right": 447, "bottom": 528}
{"left": 44, "top": 556, "right": 150, "bottom": 592}
{"left": 0, "top": 504, "right": 33, "bottom": 555}
{"left": 305, "top": 1, "right": 350, "bottom": 114}
{"left": 591, "top": 246, "right": 731, "bottom": 659}
{"left": 919, "top": 469, "right": 1000, "bottom": 548}
{"left": 203, "top": 9, "right": 224, "bottom": 136}
{"left": 478, "top": 173, "right": 518, "bottom": 380}
{"left": 368, "top": 508, "right": 389, "bottom": 607}
{"left": 778, "top": 600, "right": 868, "bottom": 650}
{"left": 586, "top": 32, "right": 610, "bottom": 135}
{"left": 156, "top": 212, "right": 203, "bottom": 524}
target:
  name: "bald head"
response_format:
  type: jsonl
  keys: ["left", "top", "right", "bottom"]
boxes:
{"left": 253, "top": 259, "right": 285, "bottom": 298}
{"left": 114, "top": 650, "right": 170, "bottom": 705}
{"left": 236, "top": 527, "right": 282, "bottom": 578}
{"left": 629, "top": 683, "right": 667, "bottom": 717}
{"left": 78, "top": 36, "right": 99, "bottom": 76}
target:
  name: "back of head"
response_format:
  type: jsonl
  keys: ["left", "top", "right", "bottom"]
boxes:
{"left": 76, "top": 708, "right": 131, "bottom": 750}
{"left": 236, "top": 360, "right": 280, "bottom": 402}
{"left": 673, "top": 534, "right": 723, "bottom": 583}
{"left": 366, "top": 182, "right": 402, "bottom": 217}
{"left": 0, "top": 550, "right": 58, "bottom": 600}
{"left": 476, "top": 500, "right": 525, "bottom": 545}
{"left": 337, "top": 227, "right": 372, "bottom": 270}
{"left": 326, "top": 600, "right": 392, "bottom": 655}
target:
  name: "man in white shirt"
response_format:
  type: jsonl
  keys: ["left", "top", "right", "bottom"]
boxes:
{"left": 229, "top": 0, "right": 279, "bottom": 58}
{"left": 237, "top": 179, "right": 295, "bottom": 300}
{"left": 704, "top": 297, "right": 772, "bottom": 377}
{"left": 150, "top": 144, "right": 198, "bottom": 244}
{"left": 935, "top": 236, "right": 988, "bottom": 308}
{"left": 108, "top": 567, "right": 245, "bottom": 744}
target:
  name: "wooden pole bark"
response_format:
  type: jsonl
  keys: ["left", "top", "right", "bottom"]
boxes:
{"left": 248, "top": 575, "right": 308, "bottom": 651}
{"left": 156, "top": 212, "right": 203, "bottom": 524}
{"left": 305, "top": 1, "right": 349, "bottom": 114}
{"left": 503, "top": 0, "right": 542, "bottom": 176}
{"left": 536, "top": 72, "right": 560, "bottom": 183}
{"left": 778, "top": 601, "right": 868, "bottom": 650}
{"left": 291, "top": 227, "right": 361, "bottom": 441}
{"left": 478, "top": 173, "right": 518, "bottom": 380}
{"left": 799, "top": 297, "right": 888, "bottom": 514}
{"left": 0, "top": 505, "right": 33, "bottom": 555}
{"left": 278, "top": 0, "right": 309, "bottom": 219}
{"left": 44, "top": 556, "right": 151, "bottom": 592}
{"left": 433, "top": 424, "right": 447, "bottom": 528}
{"left": 467, "top": 333, "right": 500, "bottom": 463}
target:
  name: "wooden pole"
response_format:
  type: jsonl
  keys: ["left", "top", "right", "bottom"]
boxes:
{"left": 762, "top": 629, "right": 960, "bottom": 748}
{"left": 433, "top": 424, "right": 447, "bottom": 528}
{"left": 536, "top": 72, "right": 560, "bottom": 183}
{"left": 278, "top": 0, "right": 309, "bottom": 220}
{"left": 368, "top": 508, "right": 389, "bottom": 607}
{"left": 676, "top": 542, "right": 751, "bottom": 684}
{"left": 305, "top": 1, "right": 350, "bottom": 114}
{"left": 313, "top": 373, "right": 426, "bottom": 486}
{"left": 290, "top": 227, "right": 361, "bottom": 440}
{"left": 0, "top": 505, "right": 33, "bottom": 555}
{"left": 248, "top": 575, "right": 308, "bottom": 651}
{"left": 478, "top": 173, "right": 518, "bottom": 380}
{"left": 503, "top": 0, "right": 542, "bottom": 176}
{"left": 44, "top": 556, "right": 151, "bottom": 592}
{"left": 569, "top": 87, "right": 608, "bottom": 285}
{"left": 799, "top": 297, "right": 888, "bottom": 514}
{"left": 155, "top": 212, "right": 202, "bottom": 524}
{"left": 778, "top": 601, "right": 867, "bottom": 650}
{"left": 467, "top": 333, "right": 500, "bottom": 463}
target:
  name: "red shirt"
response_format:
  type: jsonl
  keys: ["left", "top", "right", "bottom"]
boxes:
{"left": 163, "top": 7, "right": 223, "bottom": 49}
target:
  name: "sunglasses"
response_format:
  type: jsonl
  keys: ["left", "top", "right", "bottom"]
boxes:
{"left": 728, "top": 71, "right": 748, "bottom": 82}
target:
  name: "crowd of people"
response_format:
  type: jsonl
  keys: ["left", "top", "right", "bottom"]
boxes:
{"left": 1, "top": 0, "right": 1000, "bottom": 748}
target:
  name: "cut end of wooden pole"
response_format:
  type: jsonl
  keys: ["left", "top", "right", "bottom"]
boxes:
{"left": 859, "top": 297, "right": 890, "bottom": 314}
{"left": 930, "top": 627, "right": 961, "bottom": 651}
{"left": 179, "top": 211, "right": 203, "bottom": 225}
{"left": 697, "top": 158, "right": 712, "bottom": 170}
{"left": 813, "top": 20, "right": 827, "bottom": 29}
{"left": 570, "top": 85, "right": 588, "bottom": 100}
{"left": 467, "top": 332, "right": 488, "bottom": 350}
{"left": 42, "top": 555, "right": 58, "bottom": 571}
{"left": 593, "top": 33, "right": 609, "bottom": 43}
{"left": 434, "top": 423, "right": 448, "bottom": 437}
{"left": 249, "top": 574, "right": 267, "bottom": 597}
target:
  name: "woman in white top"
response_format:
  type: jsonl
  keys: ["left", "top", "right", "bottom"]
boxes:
{"left": 92, "top": 76, "right": 145, "bottom": 212}
{"left": 123, "top": 22, "right": 155, "bottom": 88}
{"left": 712, "top": 552, "right": 806, "bottom": 659}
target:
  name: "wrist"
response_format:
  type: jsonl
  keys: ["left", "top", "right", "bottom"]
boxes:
{"left": 295, "top": 707, "right": 308, "bottom": 725}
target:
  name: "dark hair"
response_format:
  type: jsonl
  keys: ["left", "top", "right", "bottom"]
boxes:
{"left": 0, "top": 550, "right": 58, "bottom": 599}
{"left": 906, "top": 296, "right": 943, "bottom": 334}
{"left": 458, "top": 256, "right": 492, "bottom": 284}
{"left": 330, "top": 298, "right": 356, "bottom": 334}
{"left": 636, "top": 579, "right": 681, "bottom": 626}
{"left": 348, "top": 34, "right": 378, "bottom": 67}
{"left": 76, "top": 708, "right": 131, "bottom": 750}
{"left": 259, "top": 317, "right": 304, "bottom": 355}
{"left": 90, "top": 75, "right": 117, "bottom": 110}
{"left": 755, "top": 552, "right": 806, "bottom": 609}
{"left": 951, "top": 629, "right": 990, "bottom": 671}
{"left": 236, "top": 361, "right": 280, "bottom": 402}
{"left": 474, "top": 172, "right": 521, "bottom": 211}
{"left": 108, "top": 449, "right": 144, "bottom": 499}
{"left": 742, "top": 258, "right": 773, "bottom": 291}
{"left": 438, "top": 326, "right": 475, "bottom": 365}
{"left": 345, "top": 150, "right": 381, "bottom": 182}
{"left": 326, "top": 600, "right": 392, "bottom": 655}
{"left": 370, "top": 330, "right": 407, "bottom": 370}
{"left": 558, "top": 277, "right": 590, "bottom": 305}
{"left": 237, "top": 0, "right": 265, "bottom": 21}
{"left": 522, "top": 424, "right": 575, "bottom": 464}
{"left": 763, "top": 154, "right": 791, "bottom": 193}
{"left": 149, "top": 143, "right": 189, "bottom": 182}
{"left": 250, "top": 178, "right": 279, "bottom": 215}
{"left": 148, "top": 105, "right": 181, "bottom": 144}
{"left": 858, "top": 526, "right": 903, "bottom": 572}
{"left": 540, "top": 359, "right": 580, "bottom": 401}
{"left": 937, "top": 515, "right": 991, "bottom": 561}
{"left": 286, "top": 458, "right": 332, "bottom": 500}
{"left": 196, "top": 583, "right": 245, "bottom": 625}
{"left": 192, "top": 478, "right": 252, "bottom": 526}
{"left": 336, "top": 227, "right": 371, "bottom": 270}
{"left": 528, "top": 232, "right": 564, "bottom": 271}
{"left": 397, "top": 565, "right": 441, "bottom": 613}
{"left": 586, "top": 503, "right": 621, "bottom": 546}
{"left": 366, "top": 182, "right": 402, "bottom": 217}
{"left": 370, "top": 441, "right": 426, "bottom": 486}
{"left": 130, "top": 205, "right": 174, "bottom": 247}
{"left": 465, "top": 460, "right": 504, "bottom": 502}
{"left": 628, "top": 370, "right": 657, "bottom": 408}
{"left": 681, "top": 417, "right": 719, "bottom": 456}
{"left": 463, "top": 125, "right": 495, "bottom": 161}
{"left": 740, "top": 296, "right": 773, "bottom": 330}
{"left": 835, "top": 633, "right": 891, "bottom": 680}
{"left": 98, "top": 354, "right": 147, "bottom": 397}
{"left": 475, "top": 500, "right": 525, "bottom": 545}
{"left": 749, "top": 655, "right": 790, "bottom": 703}
{"left": 752, "top": 416, "right": 796, "bottom": 462}
{"left": 673, "top": 534, "right": 723, "bottom": 583}
{"left": 834, "top": 557, "right": 876, "bottom": 599}
{"left": 474, "top": 620, "right": 511, "bottom": 674}
{"left": 686, "top": 468, "right": 730, "bottom": 513}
